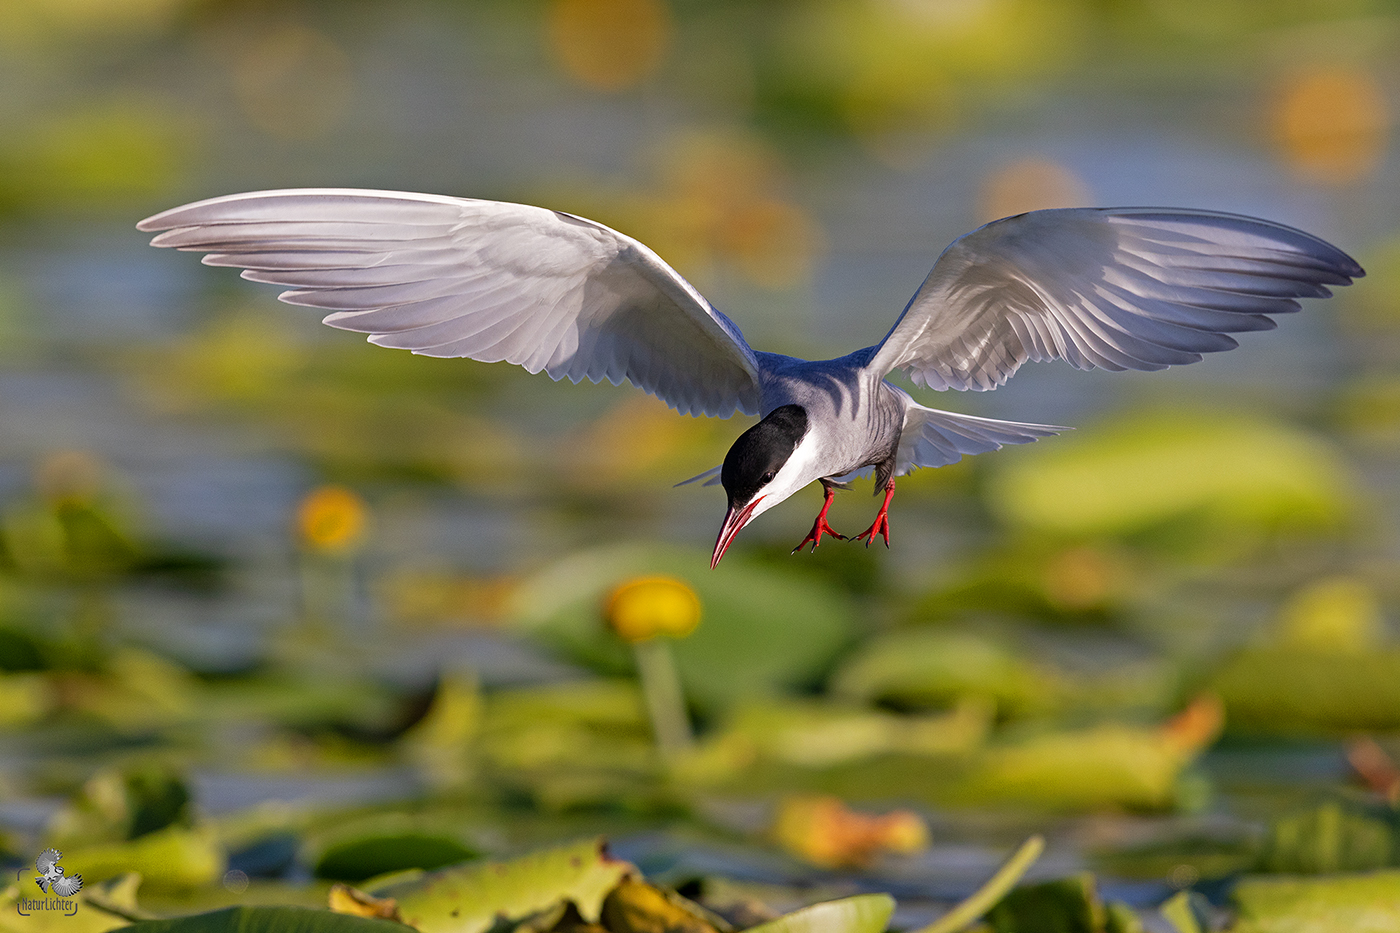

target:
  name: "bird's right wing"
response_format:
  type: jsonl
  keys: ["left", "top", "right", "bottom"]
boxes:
{"left": 138, "top": 189, "right": 763, "bottom": 417}
{"left": 867, "top": 208, "right": 1363, "bottom": 391}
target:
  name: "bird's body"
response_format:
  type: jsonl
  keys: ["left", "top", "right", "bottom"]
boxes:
{"left": 138, "top": 190, "right": 1362, "bottom": 566}
{"left": 758, "top": 350, "right": 905, "bottom": 485}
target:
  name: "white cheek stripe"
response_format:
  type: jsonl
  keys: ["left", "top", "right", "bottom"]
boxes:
{"left": 746, "top": 432, "right": 823, "bottom": 524}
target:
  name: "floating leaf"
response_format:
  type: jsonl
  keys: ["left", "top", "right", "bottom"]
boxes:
{"left": 599, "top": 876, "right": 731, "bottom": 933}
{"left": 328, "top": 885, "right": 400, "bottom": 922}
{"left": 986, "top": 409, "right": 1355, "bottom": 540}
{"left": 61, "top": 825, "right": 224, "bottom": 892}
{"left": 743, "top": 895, "right": 894, "bottom": 933}
{"left": 363, "top": 837, "right": 632, "bottom": 933}
{"left": 1232, "top": 870, "right": 1400, "bottom": 932}
{"left": 316, "top": 834, "right": 480, "bottom": 882}
{"left": 1212, "top": 648, "right": 1400, "bottom": 733}
{"left": 48, "top": 761, "right": 193, "bottom": 848}
{"left": 510, "top": 544, "right": 854, "bottom": 715}
{"left": 985, "top": 872, "right": 1103, "bottom": 933}
{"left": 679, "top": 696, "right": 990, "bottom": 782}
{"left": 1158, "top": 891, "right": 1208, "bottom": 933}
{"left": 1257, "top": 799, "right": 1399, "bottom": 874}
{"left": 944, "top": 708, "right": 1217, "bottom": 812}
{"left": 829, "top": 629, "right": 1058, "bottom": 718}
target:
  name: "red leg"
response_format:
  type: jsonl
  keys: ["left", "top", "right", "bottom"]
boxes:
{"left": 792, "top": 483, "right": 846, "bottom": 554}
{"left": 855, "top": 480, "right": 895, "bottom": 548}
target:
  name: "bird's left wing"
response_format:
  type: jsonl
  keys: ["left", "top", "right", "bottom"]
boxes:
{"left": 139, "top": 189, "right": 763, "bottom": 417}
{"left": 866, "top": 208, "right": 1363, "bottom": 391}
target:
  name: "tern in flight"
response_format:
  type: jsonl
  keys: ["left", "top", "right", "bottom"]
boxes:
{"left": 138, "top": 191, "right": 1362, "bottom": 567}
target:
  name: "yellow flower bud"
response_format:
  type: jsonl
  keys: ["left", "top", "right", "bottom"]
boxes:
{"left": 605, "top": 576, "right": 701, "bottom": 643}
{"left": 296, "top": 485, "right": 368, "bottom": 553}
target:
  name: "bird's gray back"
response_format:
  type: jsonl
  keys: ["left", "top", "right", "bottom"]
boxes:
{"left": 755, "top": 350, "right": 905, "bottom": 481}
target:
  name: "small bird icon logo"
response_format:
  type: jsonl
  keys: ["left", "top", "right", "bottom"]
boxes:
{"left": 34, "top": 849, "right": 82, "bottom": 897}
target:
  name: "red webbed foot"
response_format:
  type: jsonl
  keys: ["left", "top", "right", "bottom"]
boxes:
{"left": 854, "top": 480, "right": 895, "bottom": 548}
{"left": 792, "top": 483, "right": 846, "bottom": 554}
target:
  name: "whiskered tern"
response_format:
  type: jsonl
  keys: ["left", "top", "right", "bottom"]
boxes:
{"left": 138, "top": 191, "right": 1362, "bottom": 567}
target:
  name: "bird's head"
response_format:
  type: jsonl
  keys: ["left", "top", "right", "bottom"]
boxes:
{"left": 711, "top": 404, "right": 813, "bottom": 568}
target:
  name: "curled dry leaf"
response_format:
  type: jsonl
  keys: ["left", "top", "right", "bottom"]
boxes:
{"left": 774, "top": 795, "right": 929, "bottom": 869}
{"left": 330, "top": 884, "right": 402, "bottom": 922}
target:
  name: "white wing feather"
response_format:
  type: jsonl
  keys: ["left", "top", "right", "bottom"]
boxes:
{"left": 867, "top": 208, "right": 1363, "bottom": 391}
{"left": 138, "top": 189, "right": 763, "bottom": 417}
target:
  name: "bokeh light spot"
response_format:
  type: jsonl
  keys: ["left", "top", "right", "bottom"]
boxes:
{"left": 842, "top": 59, "right": 958, "bottom": 170}
{"left": 297, "top": 485, "right": 369, "bottom": 554}
{"left": 978, "top": 157, "right": 1090, "bottom": 223}
{"left": 547, "top": 0, "right": 673, "bottom": 92}
{"left": 231, "top": 24, "right": 353, "bottom": 141}
{"left": 36, "top": 450, "right": 104, "bottom": 506}
{"left": 1271, "top": 66, "right": 1389, "bottom": 185}
{"left": 1276, "top": 576, "right": 1384, "bottom": 654}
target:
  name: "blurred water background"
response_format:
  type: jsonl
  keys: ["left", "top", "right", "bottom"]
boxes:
{"left": 3, "top": 1, "right": 1400, "bottom": 928}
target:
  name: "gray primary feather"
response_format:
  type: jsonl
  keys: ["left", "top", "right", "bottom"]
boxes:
{"left": 867, "top": 207, "right": 1364, "bottom": 391}
{"left": 137, "top": 189, "right": 763, "bottom": 418}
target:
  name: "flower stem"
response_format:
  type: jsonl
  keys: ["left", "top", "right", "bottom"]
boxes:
{"left": 915, "top": 835, "right": 1045, "bottom": 933}
{"left": 632, "top": 637, "right": 693, "bottom": 758}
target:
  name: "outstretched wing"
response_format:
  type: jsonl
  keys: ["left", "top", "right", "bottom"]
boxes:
{"left": 894, "top": 394, "right": 1066, "bottom": 475}
{"left": 138, "top": 189, "right": 763, "bottom": 417}
{"left": 50, "top": 875, "right": 82, "bottom": 897}
{"left": 35, "top": 849, "right": 60, "bottom": 876}
{"left": 867, "top": 208, "right": 1363, "bottom": 391}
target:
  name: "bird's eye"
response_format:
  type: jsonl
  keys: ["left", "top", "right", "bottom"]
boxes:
{"left": 760, "top": 471, "right": 776, "bottom": 484}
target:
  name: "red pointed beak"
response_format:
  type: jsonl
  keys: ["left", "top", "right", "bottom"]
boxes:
{"left": 711, "top": 496, "right": 763, "bottom": 569}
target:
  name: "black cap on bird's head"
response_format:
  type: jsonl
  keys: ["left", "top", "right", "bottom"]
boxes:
{"left": 711, "top": 404, "right": 808, "bottom": 568}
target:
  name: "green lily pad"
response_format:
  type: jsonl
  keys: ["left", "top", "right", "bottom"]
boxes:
{"left": 986, "top": 872, "right": 1103, "bottom": 933}
{"left": 1212, "top": 648, "right": 1400, "bottom": 734}
{"left": 985, "top": 409, "right": 1355, "bottom": 540}
{"left": 47, "top": 762, "right": 192, "bottom": 848}
{"left": 829, "top": 629, "right": 1058, "bottom": 718}
{"left": 60, "top": 825, "right": 225, "bottom": 892}
{"left": 1257, "top": 799, "right": 1399, "bottom": 874}
{"left": 1233, "top": 870, "right": 1400, "bottom": 932}
{"left": 743, "top": 894, "right": 893, "bottom": 933}
{"left": 368, "top": 837, "right": 633, "bottom": 933}
{"left": 315, "top": 834, "right": 481, "bottom": 882}
{"left": 1158, "top": 891, "right": 1209, "bottom": 933}
{"left": 509, "top": 544, "right": 855, "bottom": 715}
